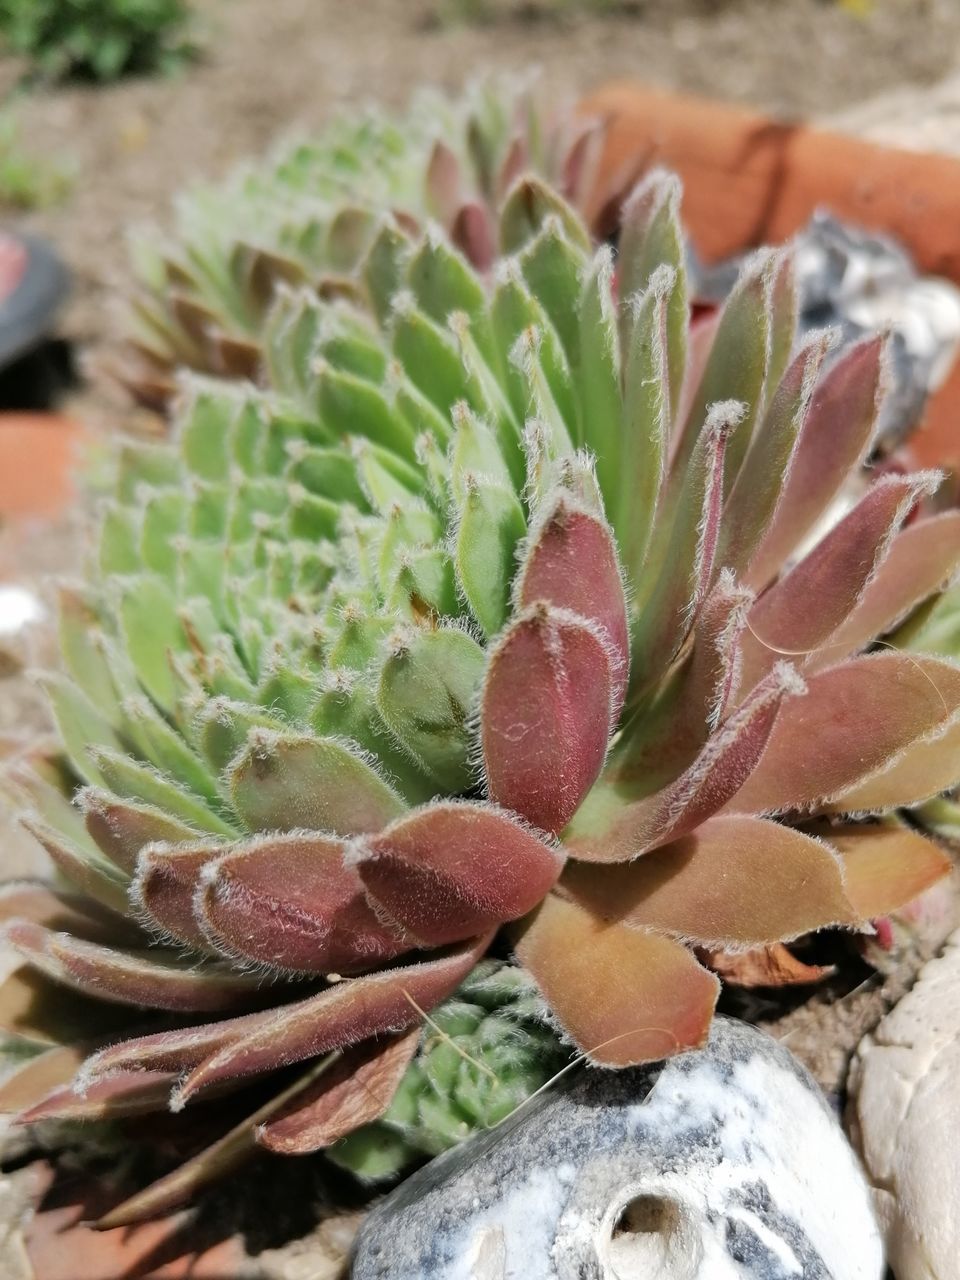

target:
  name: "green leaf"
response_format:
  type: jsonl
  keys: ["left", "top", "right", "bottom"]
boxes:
{"left": 377, "top": 627, "right": 485, "bottom": 789}
{"left": 228, "top": 729, "right": 407, "bottom": 835}
{"left": 454, "top": 478, "right": 526, "bottom": 637}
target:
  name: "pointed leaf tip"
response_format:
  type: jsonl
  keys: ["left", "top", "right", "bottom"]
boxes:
{"left": 517, "top": 496, "right": 629, "bottom": 712}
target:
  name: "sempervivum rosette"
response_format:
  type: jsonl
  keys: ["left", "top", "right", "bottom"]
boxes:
{"left": 2, "top": 158, "right": 958, "bottom": 1225}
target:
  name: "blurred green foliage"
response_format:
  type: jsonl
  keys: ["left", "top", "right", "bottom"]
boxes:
{"left": 0, "top": 0, "right": 197, "bottom": 82}
{"left": 0, "top": 109, "right": 73, "bottom": 208}
{"left": 431, "top": 0, "right": 641, "bottom": 22}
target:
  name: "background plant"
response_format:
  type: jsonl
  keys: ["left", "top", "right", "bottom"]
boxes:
{"left": 0, "top": 108, "right": 72, "bottom": 209}
{"left": 0, "top": 0, "right": 197, "bottom": 82}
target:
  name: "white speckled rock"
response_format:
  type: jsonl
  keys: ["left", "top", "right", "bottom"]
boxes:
{"left": 351, "top": 1016, "right": 883, "bottom": 1279}
{"left": 849, "top": 928, "right": 960, "bottom": 1280}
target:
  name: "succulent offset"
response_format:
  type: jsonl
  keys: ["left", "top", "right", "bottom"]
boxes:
{"left": 121, "top": 76, "right": 619, "bottom": 408}
{"left": 1, "top": 91, "right": 959, "bottom": 1226}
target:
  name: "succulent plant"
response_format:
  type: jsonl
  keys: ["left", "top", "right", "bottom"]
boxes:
{"left": 2, "top": 155, "right": 959, "bottom": 1227}
{"left": 328, "top": 960, "right": 568, "bottom": 1182}
{"left": 122, "top": 76, "right": 617, "bottom": 408}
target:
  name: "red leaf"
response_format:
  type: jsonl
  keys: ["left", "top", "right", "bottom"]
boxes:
{"left": 724, "top": 652, "right": 960, "bottom": 815}
{"left": 133, "top": 843, "right": 222, "bottom": 952}
{"left": 748, "top": 335, "right": 886, "bottom": 589}
{"left": 81, "top": 1009, "right": 271, "bottom": 1084}
{"left": 516, "top": 497, "right": 629, "bottom": 712}
{"left": 1, "top": 921, "right": 263, "bottom": 1013}
{"left": 810, "top": 511, "right": 960, "bottom": 667}
{"left": 827, "top": 823, "right": 952, "bottom": 919}
{"left": 741, "top": 472, "right": 938, "bottom": 688}
{"left": 568, "top": 662, "right": 806, "bottom": 861}
{"left": 451, "top": 203, "right": 495, "bottom": 273}
{"left": 482, "top": 603, "right": 614, "bottom": 835}
{"left": 172, "top": 934, "right": 491, "bottom": 1107}
{"left": 197, "top": 832, "right": 411, "bottom": 975}
{"left": 354, "top": 802, "right": 563, "bottom": 946}
{"left": 564, "top": 814, "right": 856, "bottom": 946}
{"left": 80, "top": 788, "right": 199, "bottom": 876}
{"left": 15, "top": 1068, "right": 177, "bottom": 1124}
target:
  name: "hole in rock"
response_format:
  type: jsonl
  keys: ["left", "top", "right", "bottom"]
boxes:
{"left": 604, "top": 1190, "right": 700, "bottom": 1279}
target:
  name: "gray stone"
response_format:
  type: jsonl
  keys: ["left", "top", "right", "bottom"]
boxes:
{"left": 351, "top": 1016, "right": 883, "bottom": 1279}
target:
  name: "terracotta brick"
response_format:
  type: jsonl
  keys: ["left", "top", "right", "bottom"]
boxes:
{"left": 0, "top": 414, "right": 87, "bottom": 521}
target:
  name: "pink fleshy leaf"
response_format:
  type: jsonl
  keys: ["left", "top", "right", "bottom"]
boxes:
{"left": 1, "top": 920, "right": 263, "bottom": 1013}
{"left": 257, "top": 1030, "right": 420, "bottom": 1154}
{"left": 92, "top": 1053, "right": 358, "bottom": 1230}
{"left": 425, "top": 139, "right": 462, "bottom": 226}
{"left": 607, "top": 571, "right": 754, "bottom": 796}
{"left": 568, "top": 662, "right": 806, "bottom": 862}
{"left": 14, "top": 1068, "right": 177, "bottom": 1124}
{"left": 79, "top": 788, "right": 199, "bottom": 875}
{"left": 724, "top": 652, "right": 960, "bottom": 815}
{"left": 740, "top": 472, "right": 939, "bottom": 689}
{"left": 496, "top": 136, "right": 528, "bottom": 199}
{"left": 197, "top": 832, "right": 411, "bottom": 975}
{"left": 482, "top": 603, "right": 614, "bottom": 835}
{"left": 827, "top": 823, "right": 952, "bottom": 918}
{"left": 80, "top": 1009, "right": 272, "bottom": 1084}
{"left": 133, "top": 842, "right": 223, "bottom": 952}
{"left": 171, "top": 934, "right": 492, "bottom": 1107}
{"left": 719, "top": 331, "right": 832, "bottom": 577}
{"left": 747, "top": 335, "right": 886, "bottom": 589}
{"left": 809, "top": 511, "right": 960, "bottom": 668}
{"left": 516, "top": 495, "right": 629, "bottom": 711}
{"left": 451, "top": 203, "right": 496, "bottom": 273}
{"left": 353, "top": 802, "right": 564, "bottom": 946}
{"left": 826, "top": 716, "right": 960, "bottom": 813}
{"left": 515, "top": 894, "right": 719, "bottom": 1067}
{"left": 563, "top": 814, "right": 857, "bottom": 946}
{"left": 560, "top": 118, "right": 605, "bottom": 209}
